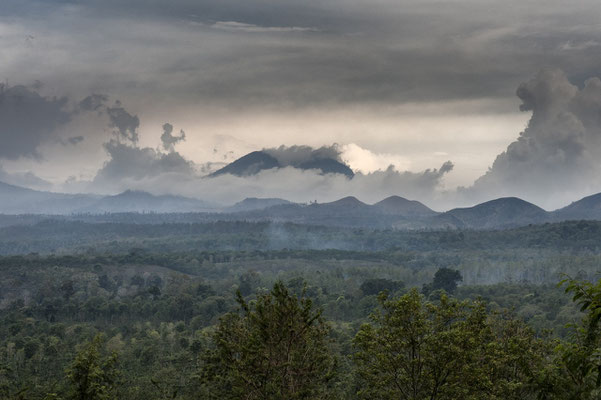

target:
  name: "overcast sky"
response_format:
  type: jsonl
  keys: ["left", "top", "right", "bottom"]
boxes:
{"left": 1, "top": 0, "right": 601, "bottom": 209}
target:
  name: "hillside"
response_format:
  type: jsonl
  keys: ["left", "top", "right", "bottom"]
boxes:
{"left": 373, "top": 196, "right": 437, "bottom": 217}
{"left": 553, "top": 192, "right": 601, "bottom": 221}
{"left": 441, "top": 197, "right": 549, "bottom": 229}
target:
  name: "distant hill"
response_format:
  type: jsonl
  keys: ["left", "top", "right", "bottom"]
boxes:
{"left": 79, "top": 190, "right": 214, "bottom": 213}
{"left": 5, "top": 178, "right": 601, "bottom": 230}
{"left": 440, "top": 197, "right": 549, "bottom": 229}
{"left": 318, "top": 196, "right": 369, "bottom": 209}
{"left": 0, "top": 181, "right": 213, "bottom": 214}
{"left": 0, "top": 180, "right": 99, "bottom": 214}
{"left": 227, "top": 197, "right": 292, "bottom": 212}
{"left": 210, "top": 150, "right": 354, "bottom": 178}
{"left": 373, "top": 196, "right": 438, "bottom": 217}
{"left": 553, "top": 192, "right": 601, "bottom": 221}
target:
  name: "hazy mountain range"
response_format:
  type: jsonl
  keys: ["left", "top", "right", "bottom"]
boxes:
{"left": 2, "top": 180, "right": 601, "bottom": 230}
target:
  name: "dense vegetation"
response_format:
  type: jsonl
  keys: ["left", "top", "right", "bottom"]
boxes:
{"left": 2, "top": 220, "right": 601, "bottom": 398}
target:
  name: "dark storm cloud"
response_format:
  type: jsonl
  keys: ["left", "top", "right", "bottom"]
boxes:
{"left": 5, "top": 0, "right": 601, "bottom": 108}
{"left": 469, "top": 68, "right": 601, "bottom": 207}
{"left": 0, "top": 84, "right": 71, "bottom": 159}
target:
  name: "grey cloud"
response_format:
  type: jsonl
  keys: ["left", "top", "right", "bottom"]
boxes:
{"left": 93, "top": 139, "right": 195, "bottom": 187}
{"left": 6, "top": 0, "right": 601, "bottom": 109}
{"left": 107, "top": 102, "right": 140, "bottom": 143}
{"left": 469, "top": 68, "right": 601, "bottom": 208}
{"left": 160, "top": 123, "right": 186, "bottom": 152}
{"left": 59, "top": 136, "right": 85, "bottom": 146}
{"left": 0, "top": 84, "right": 71, "bottom": 160}
{"left": 86, "top": 136, "right": 452, "bottom": 207}
{"left": 79, "top": 94, "right": 108, "bottom": 112}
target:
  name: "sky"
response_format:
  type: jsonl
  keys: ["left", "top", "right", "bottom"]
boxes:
{"left": 1, "top": 0, "right": 601, "bottom": 210}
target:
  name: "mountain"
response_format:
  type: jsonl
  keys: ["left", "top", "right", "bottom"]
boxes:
{"left": 227, "top": 197, "right": 292, "bottom": 212}
{"left": 440, "top": 197, "right": 549, "bottom": 229}
{"left": 0, "top": 181, "right": 99, "bottom": 214}
{"left": 210, "top": 150, "right": 355, "bottom": 178}
{"left": 373, "top": 196, "right": 438, "bottom": 217}
{"left": 79, "top": 190, "right": 214, "bottom": 213}
{"left": 0, "top": 182, "right": 214, "bottom": 215}
{"left": 553, "top": 192, "right": 601, "bottom": 221}
{"left": 230, "top": 196, "right": 393, "bottom": 227}
{"left": 211, "top": 151, "right": 279, "bottom": 177}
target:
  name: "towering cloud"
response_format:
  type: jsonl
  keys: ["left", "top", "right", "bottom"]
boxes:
{"left": 93, "top": 139, "right": 195, "bottom": 189}
{"left": 0, "top": 84, "right": 71, "bottom": 159}
{"left": 470, "top": 68, "right": 601, "bottom": 208}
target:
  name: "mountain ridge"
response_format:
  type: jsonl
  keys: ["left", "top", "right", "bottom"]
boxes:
{"left": 210, "top": 150, "right": 355, "bottom": 178}
{"left": 4, "top": 179, "right": 601, "bottom": 230}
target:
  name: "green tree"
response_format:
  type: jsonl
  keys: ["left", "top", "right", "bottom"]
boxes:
{"left": 360, "top": 278, "right": 404, "bottom": 296}
{"left": 199, "top": 281, "right": 337, "bottom": 399}
{"left": 423, "top": 268, "right": 463, "bottom": 295}
{"left": 539, "top": 277, "right": 601, "bottom": 399}
{"left": 353, "top": 289, "right": 547, "bottom": 400}
{"left": 65, "top": 334, "right": 120, "bottom": 400}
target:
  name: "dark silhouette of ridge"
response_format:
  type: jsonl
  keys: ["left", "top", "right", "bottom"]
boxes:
{"left": 210, "top": 150, "right": 354, "bottom": 178}
{"left": 210, "top": 151, "right": 279, "bottom": 177}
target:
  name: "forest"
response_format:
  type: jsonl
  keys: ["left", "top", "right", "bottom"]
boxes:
{"left": 1, "top": 219, "right": 601, "bottom": 398}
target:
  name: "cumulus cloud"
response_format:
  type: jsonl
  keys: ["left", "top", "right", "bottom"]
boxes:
{"left": 160, "top": 123, "right": 186, "bottom": 152}
{"left": 340, "top": 143, "right": 412, "bottom": 173}
{"left": 469, "top": 68, "right": 601, "bottom": 208}
{"left": 92, "top": 139, "right": 195, "bottom": 189}
{"left": 200, "top": 162, "right": 452, "bottom": 206}
{"left": 0, "top": 84, "right": 71, "bottom": 160}
{"left": 85, "top": 137, "right": 452, "bottom": 207}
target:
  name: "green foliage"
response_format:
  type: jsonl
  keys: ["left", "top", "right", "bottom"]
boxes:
{"left": 199, "top": 281, "right": 337, "bottom": 399}
{"left": 534, "top": 277, "right": 601, "bottom": 399}
{"left": 66, "top": 334, "right": 120, "bottom": 400}
{"left": 353, "top": 289, "right": 549, "bottom": 399}
{"left": 422, "top": 267, "right": 463, "bottom": 295}
{"left": 359, "top": 278, "right": 403, "bottom": 296}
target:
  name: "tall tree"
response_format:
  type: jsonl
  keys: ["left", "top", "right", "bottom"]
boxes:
{"left": 65, "top": 334, "right": 120, "bottom": 400}
{"left": 199, "top": 281, "right": 337, "bottom": 399}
